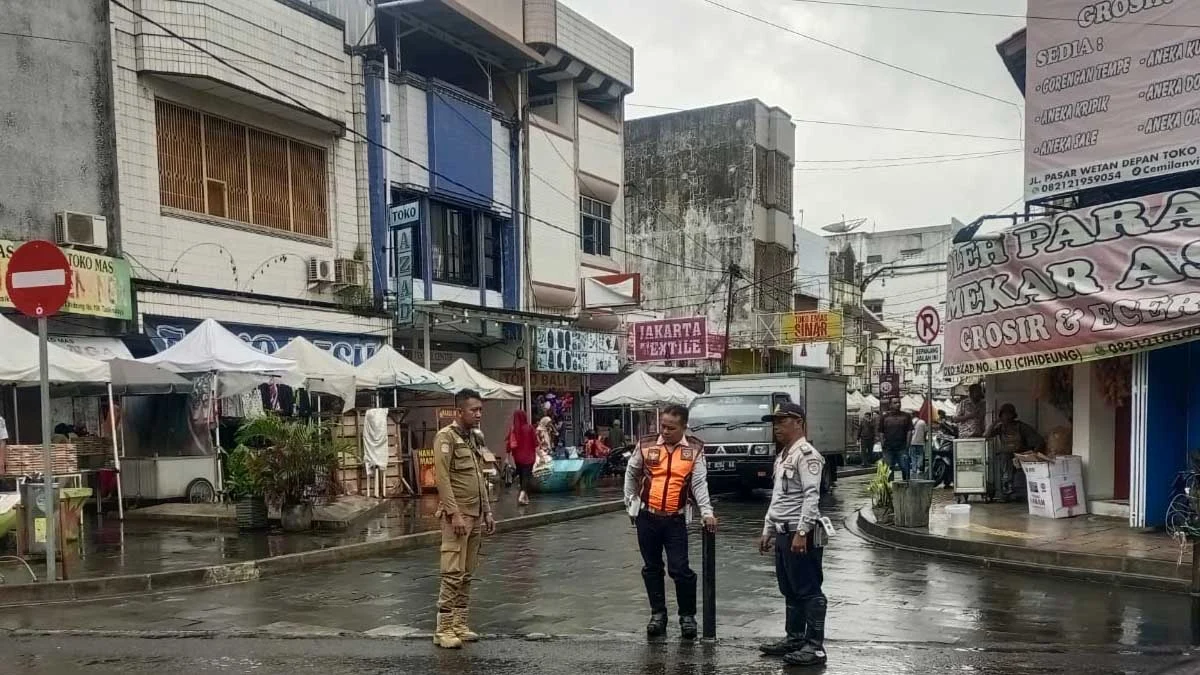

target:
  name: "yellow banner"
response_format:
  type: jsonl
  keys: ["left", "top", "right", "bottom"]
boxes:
{"left": 0, "top": 240, "right": 133, "bottom": 320}
{"left": 782, "top": 311, "right": 843, "bottom": 344}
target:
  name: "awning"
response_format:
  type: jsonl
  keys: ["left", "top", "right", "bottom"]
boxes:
{"left": 379, "top": 0, "right": 544, "bottom": 70}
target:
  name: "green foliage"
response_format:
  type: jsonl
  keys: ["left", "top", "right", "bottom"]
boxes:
{"left": 865, "top": 460, "right": 893, "bottom": 512}
{"left": 223, "top": 444, "right": 263, "bottom": 501}
{"left": 235, "top": 415, "right": 349, "bottom": 507}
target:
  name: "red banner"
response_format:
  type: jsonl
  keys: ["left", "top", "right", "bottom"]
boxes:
{"left": 631, "top": 317, "right": 709, "bottom": 362}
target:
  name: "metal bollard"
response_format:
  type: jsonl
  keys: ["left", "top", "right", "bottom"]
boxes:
{"left": 702, "top": 526, "right": 716, "bottom": 640}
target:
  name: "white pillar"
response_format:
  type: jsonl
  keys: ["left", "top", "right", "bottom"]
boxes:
{"left": 1072, "top": 363, "right": 1116, "bottom": 501}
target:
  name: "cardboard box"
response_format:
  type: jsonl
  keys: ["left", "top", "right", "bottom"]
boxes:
{"left": 1027, "top": 473, "right": 1088, "bottom": 519}
{"left": 1021, "top": 455, "right": 1083, "bottom": 481}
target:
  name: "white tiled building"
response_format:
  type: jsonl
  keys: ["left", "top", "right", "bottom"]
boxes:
{"left": 109, "top": 0, "right": 389, "bottom": 361}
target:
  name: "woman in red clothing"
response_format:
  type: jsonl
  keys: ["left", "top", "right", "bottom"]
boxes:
{"left": 505, "top": 409, "right": 538, "bottom": 506}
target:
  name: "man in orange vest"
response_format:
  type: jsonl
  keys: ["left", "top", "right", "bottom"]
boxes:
{"left": 623, "top": 404, "right": 717, "bottom": 640}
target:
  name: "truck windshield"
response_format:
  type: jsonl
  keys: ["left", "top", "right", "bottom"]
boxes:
{"left": 689, "top": 395, "right": 771, "bottom": 427}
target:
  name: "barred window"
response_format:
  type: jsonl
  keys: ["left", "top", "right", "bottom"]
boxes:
{"left": 155, "top": 100, "right": 329, "bottom": 238}
{"left": 580, "top": 196, "right": 612, "bottom": 256}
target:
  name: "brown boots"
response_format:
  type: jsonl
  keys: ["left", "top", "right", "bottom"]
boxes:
{"left": 433, "top": 609, "right": 480, "bottom": 648}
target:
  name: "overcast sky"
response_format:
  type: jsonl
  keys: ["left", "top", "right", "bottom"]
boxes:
{"left": 563, "top": 0, "right": 1027, "bottom": 234}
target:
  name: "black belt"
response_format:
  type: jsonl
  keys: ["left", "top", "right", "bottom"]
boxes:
{"left": 643, "top": 506, "right": 686, "bottom": 517}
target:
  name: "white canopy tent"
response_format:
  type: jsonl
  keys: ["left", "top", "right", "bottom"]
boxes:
{"left": 0, "top": 314, "right": 124, "bottom": 516}
{"left": 438, "top": 359, "right": 522, "bottom": 400}
{"left": 592, "top": 371, "right": 686, "bottom": 407}
{"left": 863, "top": 394, "right": 880, "bottom": 410}
{"left": 663, "top": 379, "right": 697, "bottom": 406}
{"left": 275, "top": 337, "right": 360, "bottom": 413}
{"left": 355, "top": 345, "right": 452, "bottom": 394}
{"left": 137, "top": 318, "right": 296, "bottom": 493}
{"left": 847, "top": 391, "right": 867, "bottom": 413}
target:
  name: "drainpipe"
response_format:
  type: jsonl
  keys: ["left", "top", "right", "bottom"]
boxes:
{"left": 364, "top": 47, "right": 388, "bottom": 305}
{"left": 506, "top": 102, "right": 521, "bottom": 312}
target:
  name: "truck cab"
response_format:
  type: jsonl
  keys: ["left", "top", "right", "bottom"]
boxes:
{"left": 687, "top": 391, "right": 792, "bottom": 493}
{"left": 690, "top": 372, "right": 848, "bottom": 494}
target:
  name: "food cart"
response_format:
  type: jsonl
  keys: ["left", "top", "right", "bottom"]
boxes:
{"left": 953, "top": 437, "right": 991, "bottom": 504}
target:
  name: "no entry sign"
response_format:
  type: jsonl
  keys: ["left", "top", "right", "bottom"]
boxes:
{"left": 4, "top": 240, "right": 72, "bottom": 317}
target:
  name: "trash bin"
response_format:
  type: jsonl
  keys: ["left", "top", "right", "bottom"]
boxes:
{"left": 893, "top": 479, "right": 935, "bottom": 528}
{"left": 20, "top": 479, "right": 59, "bottom": 555}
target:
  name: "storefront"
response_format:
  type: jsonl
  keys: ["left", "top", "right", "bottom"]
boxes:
{"left": 944, "top": 188, "right": 1200, "bottom": 527}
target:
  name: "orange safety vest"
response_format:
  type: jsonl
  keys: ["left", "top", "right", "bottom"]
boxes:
{"left": 638, "top": 435, "right": 703, "bottom": 514}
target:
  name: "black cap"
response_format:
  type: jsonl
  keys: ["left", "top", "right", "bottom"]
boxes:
{"left": 762, "top": 401, "right": 806, "bottom": 422}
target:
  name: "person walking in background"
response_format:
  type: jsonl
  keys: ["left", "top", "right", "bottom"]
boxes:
{"left": 608, "top": 419, "right": 626, "bottom": 451}
{"left": 536, "top": 415, "right": 556, "bottom": 461}
{"left": 857, "top": 410, "right": 877, "bottom": 466}
{"left": 908, "top": 411, "right": 928, "bottom": 479}
{"left": 505, "top": 410, "right": 537, "bottom": 507}
{"left": 878, "top": 400, "right": 914, "bottom": 480}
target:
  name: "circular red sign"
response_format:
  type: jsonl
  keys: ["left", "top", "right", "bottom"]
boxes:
{"left": 915, "top": 305, "right": 941, "bottom": 346}
{"left": 4, "top": 240, "right": 73, "bottom": 318}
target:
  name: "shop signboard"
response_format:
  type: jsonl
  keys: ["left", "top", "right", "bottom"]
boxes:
{"left": 1024, "top": 1, "right": 1200, "bottom": 201}
{"left": 534, "top": 327, "right": 619, "bottom": 373}
{"left": 144, "top": 316, "right": 383, "bottom": 366}
{"left": 630, "top": 316, "right": 708, "bottom": 362}
{"left": 487, "top": 369, "right": 581, "bottom": 392}
{"left": 0, "top": 239, "right": 132, "bottom": 320}
{"left": 781, "top": 311, "right": 842, "bottom": 344}
{"left": 944, "top": 188, "right": 1200, "bottom": 377}
{"left": 391, "top": 206, "right": 415, "bottom": 328}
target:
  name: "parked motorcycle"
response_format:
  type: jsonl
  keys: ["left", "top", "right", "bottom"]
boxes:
{"left": 931, "top": 420, "right": 958, "bottom": 488}
{"left": 603, "top": 444, "right": 634, "bottom": 478}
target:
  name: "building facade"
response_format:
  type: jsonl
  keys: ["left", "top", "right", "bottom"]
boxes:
{"left": 826, "top": 224, "right": 954, "bottom": 390}
{"left": 624, "top": 100, "right": 796, "bottom": 373}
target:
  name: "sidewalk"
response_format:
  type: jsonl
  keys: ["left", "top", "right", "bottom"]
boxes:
{"left": 0, "top": 486, "right": 623, "bottom": 604}
{"left": 852, "top": 487, "right": 1194, "bottom": 592}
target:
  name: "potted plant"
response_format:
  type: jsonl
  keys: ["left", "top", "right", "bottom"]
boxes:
{"left": 866, "top": 460, "right": 894, "bottom": 523}
{"left": 236, "top": 415, "right": 342, "bottom": 532}
{"left": 224, "top": 444, "right": 268, "bottom": 530}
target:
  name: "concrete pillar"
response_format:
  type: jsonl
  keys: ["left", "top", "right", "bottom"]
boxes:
{"left": 1073, "top": 363, "right": 1115, "bottom": 501}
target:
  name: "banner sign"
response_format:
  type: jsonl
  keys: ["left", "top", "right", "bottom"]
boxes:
{"left": 631, "top": 317, "right": 708, "bottom": 362}
{"left": 943, "top": 188, "right": 1200, "bottom": 376}
{"left": 1024, "top": 0, "right": 1200, "bottom": 201}
{"left": 144, "top": 316, "right": 383, "bottom": 366}
{"left": 534, "top": 327, "right": 619, "bottom": 374}
{"left": 781, "top": 311, "right": 843, "bottom": 344}
{"left": 0, "top": 240, "right": 132, "bottom": 320}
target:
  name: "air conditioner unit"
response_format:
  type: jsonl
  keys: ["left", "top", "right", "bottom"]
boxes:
{"left": 55, "top": 211, "right": 108, "bottom": 251}
{"left": 307, "top": 256, "right": 336, "bottom": 284}
{"left": 334, "top": 258, "right": 366, "bottom": 288}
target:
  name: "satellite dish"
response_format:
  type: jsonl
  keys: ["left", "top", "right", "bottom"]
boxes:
{"left": 821, "top": 217, "right": 868, "bottom": 234}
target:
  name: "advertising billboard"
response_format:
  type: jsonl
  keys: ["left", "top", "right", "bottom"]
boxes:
{"left": 1025, "top": 0, "right": 1200, "bottom": 201}
{"left": 630, "top": 317, "right": 709, "bottom": 362}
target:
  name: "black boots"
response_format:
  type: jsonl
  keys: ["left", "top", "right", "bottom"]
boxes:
{"left": 760, "top": 602, "right": 805, "bottom": 655}
{"left": 782, "top": 597, "right": 828, "bottom": 667}
{"left": 646, "top": 612, "right": 668, "bottom": 637}
{"left": 679, "top": 616, "right": 698, "bottom": 640}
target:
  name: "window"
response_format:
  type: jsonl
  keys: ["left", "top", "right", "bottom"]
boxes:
{"left": 580, "top": 196, "right": 612, "bottom": 256}
{"left": 900, "top": 248, "right": 923, "bottom": 259}
{"left": 430, "top": 203, "right": 477, "bottom": 286}
{"left": 866, "top": 254, "right": 883, "bottom": 264}
{"left": 864, "top": 300, "right": 884, "bottom": 315}
{"left": 483, "top": 218, "right": 503, "bottom": 292}
{"left": 155, "top": 100, "right": 328, "bottom": 238}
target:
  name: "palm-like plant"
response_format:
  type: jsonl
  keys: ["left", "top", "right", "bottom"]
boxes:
{"left": 235, "top": 415, "right": 345, "bottom": 507}
{"left": 866, "top": 460, "right": 894, "bottom": 514}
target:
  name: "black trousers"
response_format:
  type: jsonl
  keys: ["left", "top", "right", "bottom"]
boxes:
{"left": 775, "top": 530, "right": 827, "bottom": 649}
{"left": 636, "top": 511, "right": 697, "bottom": 616}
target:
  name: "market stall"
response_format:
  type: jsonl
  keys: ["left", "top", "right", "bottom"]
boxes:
{"left": 592, "top": 370, "right": 688, "bottom": 440}
{"left": 135, "top": 318, "right": 295, "bottom": 499}
{"left": 275, "top": 336, "right": 361, "bottom": 413}
{"left": 663, "top": 378, "right": 698, "bottom": 406}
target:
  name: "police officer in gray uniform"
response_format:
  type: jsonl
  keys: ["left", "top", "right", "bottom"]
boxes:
{"left": 757, "top": 402, "right": 828, "bottom": 667}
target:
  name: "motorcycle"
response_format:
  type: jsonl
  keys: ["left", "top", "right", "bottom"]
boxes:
{"left": 931, "top": 420, "right": 958, "bottom": 488}
{"left": 603, "top": 444, "right": 634, "bottom": 478}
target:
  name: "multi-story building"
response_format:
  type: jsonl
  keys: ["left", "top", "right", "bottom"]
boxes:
{"left": 624, "top": 100, "right": 796, "bottom": 373}
{"left": 826, "top": 224, "right": 953, "bottom": 389}
{"left": 109, "top": 0, "right": 391, "bottom": 362}
{"left": 791, "top": 227, "right": 831, "bottom": 372}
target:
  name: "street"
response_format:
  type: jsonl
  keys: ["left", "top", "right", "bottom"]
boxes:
{"left": 2, "top": 478, "right": 1196, "bottom": 673}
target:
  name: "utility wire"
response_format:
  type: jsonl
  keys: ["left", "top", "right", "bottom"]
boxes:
{"left": 786, "top": 0, "right": 1200, "bottom": 28}
{"left": 698, "top": 0, "right": 1021, "bottom": 108}
{"left": 110, "top": 0, "right": 723, "bottom": 277}
{"left": 627, "top": 102, "right": 1021, "bottom": 141}
{"left": 794, "top": 149, "right": 1019, "bottom": 171}
{"left": 795, "top": 148, "right": 1022, "bottom": 163}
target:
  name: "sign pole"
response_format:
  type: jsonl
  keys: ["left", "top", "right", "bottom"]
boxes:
{"left": 926, "top": 363, "right": 934, "bottom": 479}
{"left": 38, "top": 316, "right": 56, "bottom": 582}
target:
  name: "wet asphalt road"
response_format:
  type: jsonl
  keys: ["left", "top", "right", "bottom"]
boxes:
{"left": 3, "top": 477, "right": 1198, "bottom": 672}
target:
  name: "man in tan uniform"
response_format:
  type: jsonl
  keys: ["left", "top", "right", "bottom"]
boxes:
{"left": 432, "top": 388, "right": 496, "bottom": 649}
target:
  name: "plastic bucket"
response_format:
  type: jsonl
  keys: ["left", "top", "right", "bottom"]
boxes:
{"left": 945, "top": 504, "right": 971, "bottom": 528}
